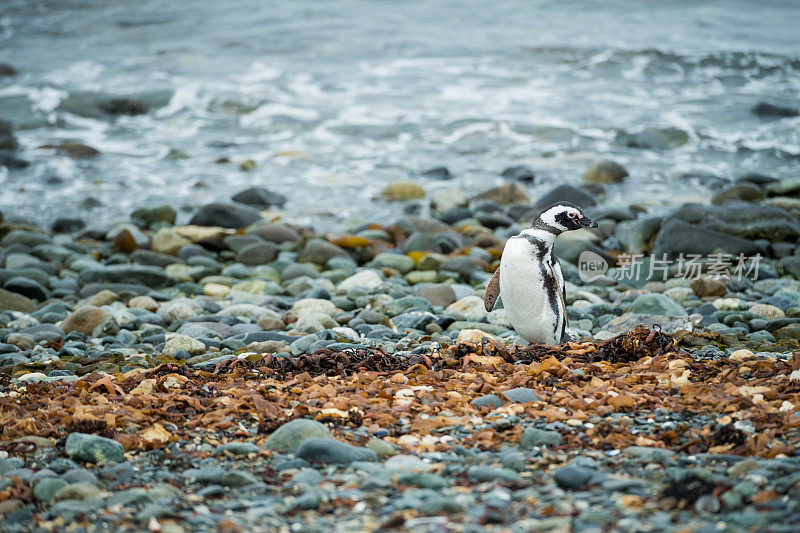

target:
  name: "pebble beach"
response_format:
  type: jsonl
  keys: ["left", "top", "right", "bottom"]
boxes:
{"left": 1, "top": 171, "right": 800, "bottom": 531}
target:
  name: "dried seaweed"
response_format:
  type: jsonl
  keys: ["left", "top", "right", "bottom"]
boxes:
{"left": 0, "top": 326, "right": 797, "bottom": 460}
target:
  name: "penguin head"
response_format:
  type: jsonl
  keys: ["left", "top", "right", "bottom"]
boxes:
{"left": 536, "top": 202, "right": 598, "bottom": 232}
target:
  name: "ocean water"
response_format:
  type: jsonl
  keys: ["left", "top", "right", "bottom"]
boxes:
{"left": 1, "top": 0, "right": 799, "bottom": 230}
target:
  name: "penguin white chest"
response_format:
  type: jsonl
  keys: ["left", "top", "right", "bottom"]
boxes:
{"left": 498, "top": 237, "right": 564, "bottom": 344}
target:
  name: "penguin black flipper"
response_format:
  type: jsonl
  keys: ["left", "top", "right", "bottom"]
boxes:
{"left": 484, "top": 268, "right": 501, "bottom": 311}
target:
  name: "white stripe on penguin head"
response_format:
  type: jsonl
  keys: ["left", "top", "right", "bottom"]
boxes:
{"left": 540, "top": 205, "right": 568, "bottom": 231}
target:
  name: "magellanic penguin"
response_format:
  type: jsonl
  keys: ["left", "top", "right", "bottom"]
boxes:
{"left": 484, "top": 202, "right": 598, "bottom": 345}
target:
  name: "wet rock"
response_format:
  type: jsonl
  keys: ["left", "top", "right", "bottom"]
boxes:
{"left": 0, "top": 63, "right": 17, "bottom": 76}
{"left": 109, "top": 225, "right": 150, "bottom": 252}
{"left": 501, "top": 388, "right": 541, "bottom": 403}
{"left": 750, "top": 303, "right": 786, "bottom": 320}
{"left": 414, "top": 283, "right": 457, "bottom": 307}
{"left": 0, "top": 287, "right": 36, "bottom": 313}
{"left": 751, "top": 102, "right": 799, "bottom": 119}
{"left": 774, "top": 324, "right": 800, "bottom": 341}
{"left": 92, "top": 316, "right": 119, "bottom": 337}
{"left": 295, "top": 438, "right": 376, "bottom": 464}
{"left": 467, "top": 466, "right": 519, "bottom": 482}
{"left": 220, "top": 470, "right": 258, "bottom": 487}
{"left": 0, "top": 119, "right": 19, "bottom": 151}
{"left": 51, "top": 217, "right": 86, "bottom": 234}
{"left": 471, "top": 182, "right": 529, "bottom": 205}
{"left": 766, "top": 177, "right": 800, "bottom": 197}
{"left": 430, "top": 188, "right": 468, "bottom": 214}
{"left": 418, "top": 166, "right": 453, "bottom": 180}
{"left": 129, "top": 295, "right": 159, "bottom": 311}
{"left": 338, "top": 270, "right": 383, "bottom": 292}
{"left": 292, "top": 298, "right": 336, "bottom": 317}
{"left": 778, "top": 256, "right": 800, "bottom": 279}
{"left": 77, "top": 265, "right": 173, "bottom": 288}
{"left": 403, "top": 231, "right": 463, "bottom": 254}
{"left": 236, "top": 242, "right": 280, "bottom": 265}
{"left": 379, "top": 296, "right": 434, "bottom": 316}
{"left": 446, "top": 296, "right": 488, "bottom": 321}
{"left": 60, "top": 306, "right": 111, "bottom": 336}
{"left": 471, "top": 394, "right": 504, "bottom": 409}
{"left": 151, "top": 228, "right": 191, "bottom": 255}
{"left": 366, "top": 438, "right": 397, "bottom": 457}
{"left": 281, "top": 263, "right": 320, "bottom": 281}
{"left": 690, "top": 277, "right": 727, "bottom": 298}
{"left": 553, "top": 465, "right": 596, "bottom": 490}
{"left": 476, "top": 212, "right": 513, "bottom": 228}
{"left": 298, "top": 238, "right": 349, "bottom": 265}
{"left": 384, "top": 455, "right": 433, "bottom": 473}
{"left": 34, "top": 478, "right": 69, "bottom": 502}
{"left": 371, "top": 252, "right": 415, "bottom": 274}
{"left": 249, "top": 223, "right": 300, "bottom": 243}
{"left": 189, "top": 466, "right": 226, "bottom": 485}
{"left": 0, "top": 151, "right": 29, "bottom": 169}
{"left": 628, "top": 294, "right": 687, "bottom": 317}
{"left": 0, "top": 457, "right": 23, "bottom": 475}
{"left": 439, "top": 257, "right": 480, "bottom": 279}
{"left": 164, "top": 334, "right": 206, "bottom": 356}
{"left": 622, "top": 446, "right": 677, "bottom": 465}
{"left": 223, "top": 234, "right": 262, "bottom": 252}
{"left": 65, "top": 433, "right": 124, "bottom": 464}
{"left": 53, "top": 482, "right": 100, "bottom": 502}
{"left": 214, "top": 442, "right": 260, "bottom": 456}
{"left": 61, "top": 469, "right": 97, "bottom": 485}
{"left": 711, "top": 184, "right": 764, "bottom": 204}
{"left": 131, "top": 205, "right": 177, "bottom": 229}
{"left": 231, "top": 186, "right": 287, "bottom": 207}
{"left": 651, "top": 219, "right": 759, "bottom": 259}
{"left": 616, "top": 127, "right": 689, "bottom": 150}
{"left": 188, "top": 202, "right": 262, "bottom": 229}
{"left": 397, "top": 472, "right": 449, "bottom": 489}
{"left": 381, "top": 181, "right": 426, "bottom": 201}
{"left": 667, "top": 203, "right": 800, "bottom": 243}
{"left": 264, "top": 419, "right": 333, "bottom": 453}
{"left": 521, "top": 428, "right": 562, "bottom": 448}
{"left": 57, "top": 91, "right": 171, "bottom": 118}
{"left": 501, "top": 165, "right": 535, "bottom": 182}
{"left": 3, "top": 277, "right": 48, "bottom": 301}
{"left": 1, "top": 229, "right": 51, "bottom": 247}
{"left": 289, "top": 468, "right": 324, "bottom": 487}
{"left": 99, "top": 98, "right": 149, "bottom": 115}
{"left": 6, "top": 333, "right": 34, "bottom": 351}
{"left": 40, "top": 141, "right": 100, "bottom": 158}
{"left": 535, "top": 184, "right": 596, "bottom": 208}
{"left": 130, "top": 249, "right": 179, "bottom": 268}
{"left": 584, "top": 160, "right": 628, "bottom": 184}
{"left": 456, "top": 328, "right": 494, "bottom": 344}
{"left": 614, "top": 217, "right": 662, "bottom": 253}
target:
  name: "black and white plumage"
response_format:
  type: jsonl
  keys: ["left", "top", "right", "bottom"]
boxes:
{"left": 484, "top": 202, "right": 598, "bottom": 345}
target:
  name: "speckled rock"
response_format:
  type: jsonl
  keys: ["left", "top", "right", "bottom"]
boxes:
{"left": 65, "top": 433, "right": 124, "bottom": 464}
{"left": 59, "top": 306, "right": 111, "bottom": 335}
{"left": 164, "top": 334, "right": 206, "bottom": 356}
{"left": 264, "top": 419, "right": 333, "bottom": 453}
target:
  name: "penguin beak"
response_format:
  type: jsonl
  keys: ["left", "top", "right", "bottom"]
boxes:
{"left": 579, "top": 216, "right": 598, "bottom": 228}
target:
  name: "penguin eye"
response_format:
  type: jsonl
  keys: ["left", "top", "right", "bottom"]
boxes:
{"left": 568, "top": 212, "right": 577, "bottom": 219}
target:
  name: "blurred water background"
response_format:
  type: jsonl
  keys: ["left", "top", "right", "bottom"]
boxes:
{"left": 1, "top": 0, "right": 799, "bottom": 229}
